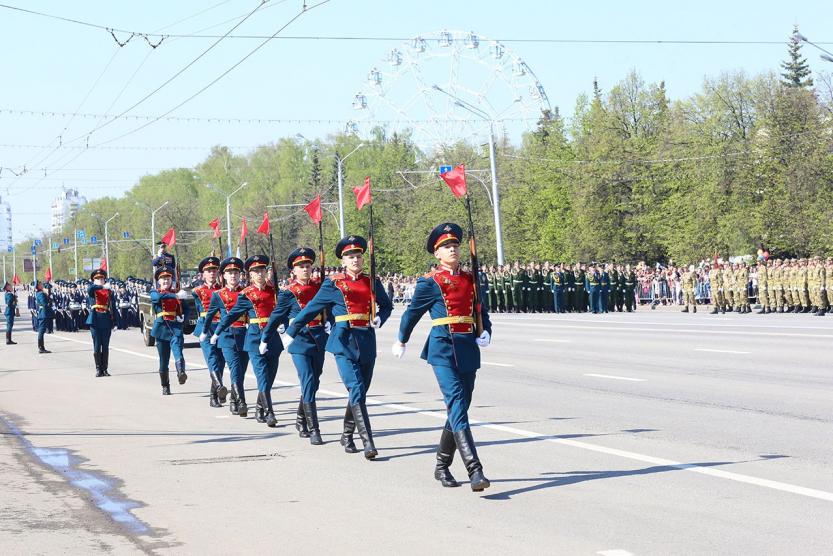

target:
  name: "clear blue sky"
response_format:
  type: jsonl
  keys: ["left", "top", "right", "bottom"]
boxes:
{"left": 1, "top": 0, "right": 830, "bottom": 240}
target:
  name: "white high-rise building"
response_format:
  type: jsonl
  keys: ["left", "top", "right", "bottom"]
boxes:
{"left": 0, "top": 195, "right": 11, "bottom": 252}
{"left": 51, "top": 188, "right": 86, "bottom": 234}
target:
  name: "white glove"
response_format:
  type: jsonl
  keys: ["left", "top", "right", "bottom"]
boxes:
{"left": 324, "top": 321, "right": 332, "bottom": 334}
{"left": 276, "top": 323, "right": 286, "bottom": 334}
{"left": 391, "top": 341, "right": 406, "bottom": 359}
{"left": 175, "top": 315, "right": 185, "bottom": 323}
{"left": 176, "top": 289, "right": 189, "bottom": 299}
{"left": 199, "top": 332, "right": 207, "bottom": 343}
{"left": 282, "top": 334, "right": 293, "bottom": 348}
{"left": 475, "top": 330, "right": 491, "bottom": 348}
{"left": 370, "top": 316, "right": 382, "bottom": 328}
{"left": 210, "top": 333, "right": 219, "bottom": 345}
{"left": 258, "top": 341, "right": 268, "bottom": 355}
{"left": 103, "top": 283, "right": 112, "bottom": 290}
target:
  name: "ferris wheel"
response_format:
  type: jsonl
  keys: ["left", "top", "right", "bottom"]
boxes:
{"left": 347, "top": 30, "right": 552, "bottom": 151}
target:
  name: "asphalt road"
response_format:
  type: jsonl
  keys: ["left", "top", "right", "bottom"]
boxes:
{"left": 1, "top": 307, "right": 832, "bottom": 555}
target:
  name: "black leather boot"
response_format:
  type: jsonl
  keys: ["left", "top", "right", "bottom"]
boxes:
{"left": 350, "top": 402, "right": 377, "bottom": 460}
{"left": 264, "top": 390, "right": 277, "bottom": 428}
{"left": 453, "top": 427, "right": 490, "bottom": 492}
{"left": 709, "top": 307, "right": 718, "bottom": 314}
{"left": 211, "top": 371, "right": 227, "bottom": 403}
{"left": 435, "top": 425, "right": 460, "bottom": 487}
{"left": 816, "top": 308, "right": 827, "bottom": 316}
{"left": 295, "top": 401, "right": 310, "bottom": 438}
{"left": 94, "top": 353, "right": 104, "bottom": 377}
{"left": 254, "top": 392, "right": 267, "bottom": 423}
{"left": 38, "top": 338, "right": 50, "bottom": 354}
{"left": 692, "top": 306, "right": 697, "bottom": 313}
{"left": 681, "top": 307, "right": 688, "bottom": 313}
{"left": 229, "top": 383, "right": 240, "bottom": 415}
{"left": 5, "top": 330, "right": 15, "bottom": 344}
{"left": 175, "top": 359, "right": 187, "bottom": 385}
{"left": 340, "top": 405, "right": 359, "bottom": 454}
{"left": 209, "top": 382, "right": 221, "bottom": 408}
{"left": 160, "top": 370, "right": 171, "bottom": 395}
{"left": 303, "top": 402, "right": 323, "bottom": 445}
{"left": 101, "top": 351, "right": 111, "bottom": 376}
{"left": 236, "top": 386, "right": 248, "bottom": 417}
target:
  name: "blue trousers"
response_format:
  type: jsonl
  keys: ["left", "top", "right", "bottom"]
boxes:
{"left": 334, "top": 355, "right": 374, "bottom": 406}
{"left": 601, "top": 290, "right": 610, "bottom": 312}
{"left": 90, "top": 326, "right": 111, "bottom": 354}
{"left": 5, "top": 315, "right": 13, "bottom": 331}
{"left": 200, "top": 340, "right": 226, "bottom": 377}
{"left": 249, "top": 349, "right": 279, "bottom": 393}
{"left": 292, "top": 351, "right": 325, "bottom": 403}
{"left": 155, "top": 334, "right": 184, "bottom": 372}
{"left": 588, "top": 288, "right": 601, "bottom": 313}
{"left": 37, "top": 318, "right": 51, "bottom": 344}
{"left": 553, "top": 289, "right": 564, "bottom": 313}
{"left": 221, "top": 346, "right": 249, "bottom": 392}
{"left": 432, "top": 365, "right": 477, "bottom": 432}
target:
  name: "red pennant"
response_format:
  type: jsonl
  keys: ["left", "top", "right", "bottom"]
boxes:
{"left": 44, "top": 267, "right": 52, "bottom": 281}
{"left": 353, "top": 176, "right": 372, "bottom": 210}
{"left": 440, "top": 164, "right": 467, "bottom": 198}
{"left": 160, "top": 227, "right": 176, "bottom": 248}
{"left": 101, "top": 259, "right": 108, "bottom": 271}
{"left": 12, "top": 273, "right": 20, "bottom": 286}
{"left": 304, "top": 195, "right": 322, "bottom": 224}
{"left": 256, "top": 212, "right": 270, "bottom": 235}
{"left": 239, "top": 217, "right": 248, "bottom": 245}
{"left": 208, "top": 218, "right": 222, "bottom": 239}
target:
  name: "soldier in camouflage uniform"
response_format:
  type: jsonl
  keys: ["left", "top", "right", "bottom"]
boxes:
{"left": 799, "top": 259, "right": 811, "bottom": 312}
{"left": 709, "top": 263, "right": 724, "bottom": 314}
{"left": 771, "top": 259, "right": 785, "bottom": 313}
{"left": 721, "top": 263, "right": 734, "bottom": 312}
{"left": 736, "top": 262, "right": 750, "bottom": 314}
{"left": 756, "top": 259, "right": 770, "bottom": 314}
{"left": 681, "top": 265, "right": 697, "bottom": 313}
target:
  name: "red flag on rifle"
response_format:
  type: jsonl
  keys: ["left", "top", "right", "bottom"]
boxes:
{"left": 208, "top": 218, "right": 222, "bottom": 239}
{"left": 160, "top": 227, "right": 176, "bottom": 248}
{"left": 304, "top": 195, "right": 322, "bottom": 224}
{"left": 12, "top": 273, "right": 20, "bottom": 285}
{"left": 239, "top": 217, "right": 248, "bottom": 245}
{"left": 440, "top": 164, "right": 467, "bottom": 198}
{"left": 44, "top": 267, "right": 52, "bottom": 281}
{"left": 256, "top": 212, "right": 270, "bottom": 235}
{"left": 101, "top": 259, "right": 108, "bottom": 271}
{"left": 353, "top": 176, "right": 372, "bottom": 210}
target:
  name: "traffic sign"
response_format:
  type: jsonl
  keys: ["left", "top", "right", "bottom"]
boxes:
{"left": 6, "top": 246, "right": 12, "bottom": 253}
{"left": 34, "top": 239, "right": 42, "bottom": 247}
{"left": 81, "top": 239, "right": 88, "bottom": 245}
{"left": 90, "top": 236, "right": 97, "bottom": 244}
{"left": 122, "top": 231, "right": 130, "bottom": 239}
{"left": 439, "top": 165, "right": 452, "bottom": 175}
{"left": 63, "top": 238, "right": 70, "bottom": 245}
{"left": 30, "top": 246, "right": 36, "bottom": 255}
{"left": 77, "top": 230, "right": 86, "bottom": 240}
{"left": 52, "top": 243, "right": 59, "bottom": 250}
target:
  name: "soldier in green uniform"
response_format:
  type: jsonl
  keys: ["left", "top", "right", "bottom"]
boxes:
{"left": 681, "top": 265, "right": 697, "bottom": 313}
{"left": 503, "top": 265, "right": 514, "bottom": 313}
{"left": 574, "top": 263, "right": 587, "bottom": 313}
{"left": 607, "top": 264, "right": 619, "bottom": 312}
{"left": 487, "top": 265, "right": 498, "bottom": 314}
{"left": 708, "top": 263, "right": 723, "bottom": 314}
{"left": 529, "top": 263, "right": 541, "bottom": 313}
{"left": 542, "top": 262, "right": 553, "bottom": 313}
{"left": 494, "top": 265, "right": 505, "bottom": 313}
{"left": 623, "top": 264, "right": 637, "bottom": 312}
{"left": 564, "top": 265, "right": 575, "bottom": 312}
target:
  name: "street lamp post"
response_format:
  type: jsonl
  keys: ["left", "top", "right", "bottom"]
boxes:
{"left": 432, "top": 85, "right": 505, "bottom": 265}
{"left": 205, "top": 182, "right": 247, "bottom": 256}
{"left": 336, "top": 144, "right": 364, "bottom": 238}
{"left": 796, "top": 32, "right": 833, "bottom": 63}
{"left": 103, "top": 213, "right": 119, "bottom": 269}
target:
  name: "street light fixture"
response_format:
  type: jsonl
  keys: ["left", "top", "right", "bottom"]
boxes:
{"left": 204, "top": 181, "right": 248, "bottom": 256}
{"left": 795, "top": 32, "right": 833, "bottom": 63}
{"left": 432, "top": 84, "right": 506, "bottom": 265}
{"left": 136, "top": 201, "right": 170, "bottom": 257}
{"left": 336, "top": 143, "right": 365, "bottom": 237}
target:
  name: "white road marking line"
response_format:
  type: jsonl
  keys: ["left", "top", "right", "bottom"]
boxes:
{"left": 481, "top": 362, "right": 515, "bottom": 367}
{"left": 50, "top": 332, "right": 833, "bottom": 504}
{"left": 490, "top": 316, "right": 833, "bottom": 331}
{"left": 597, "top": 550, "right": 634, "bottom": 556}
{"left": 584, "top": 373, "right": 646, "bottom": 382}
{"left": 694, "top": 348, "right": 751, "bottom": 355}
{"left": 495, "top": 323, "right": 833, "bottom": 339}
{"left": 214, "top": 415, "right": 231, "bottom": 419}
{"left": 533, "top": 338, "right": 572, "bottom": 343}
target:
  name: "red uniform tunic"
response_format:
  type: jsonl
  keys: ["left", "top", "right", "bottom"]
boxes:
{"left": 288, "top": 279, "right": 323, "bottom": 327}
{"left": 193, "top": 283, "right": 221, "bottom": 321}
{"left": 159, "top": 297, "right": 181, "bottom": 321}
{"left": 92, "top": 289, "right": 111, "bottom": 313}
{"left": 242, "top": 284, "right": 276, "bottom": 328}
{"left": 218, "top": 287, "right": 246, "bottom": 327}
{"left": 430, "top": 267, "right": 476, "bottom": 334}
{"left": 332, "top": 272, "right": 372, "bottom": 327}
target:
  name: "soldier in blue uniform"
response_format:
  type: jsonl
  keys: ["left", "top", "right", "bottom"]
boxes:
{"left": 600, "top": 264, "right": 611, "bottom": 314}
{"left": 203, "top": 257, "right": 249, "bottom": 416}
{"left": 191, "top": 257, "right": 227, "bottom": 408}
{"left": 213, "top": 255, "right": 282, "bottom": 427}
{"left": 551, "top": 263, "right": 565, "bottom": 313}
{"left": 586, "top": 264, "right": 602, "bottom": 314}
{"left": 4, "top": 282, "right": 18, "bottom": 345}
{"left": 262, "top": 247, "right": 332, "bottom": 445}
{"left": 150, "top": 267, "right": 189, "bottom": 395}
{"left": 285, "top": 236, "right": 392, "bottom": 460}
{"left": 86, "top": 269, "right": 117, "bottom": 377}
{"left": 152, "top": 241, "right": 176, "bottom": 272}
{"left": 33, "top": 280, "right": 55, "bottom": 354}
{"left": 392, "top": 223, "right": 492, "bottom": 492}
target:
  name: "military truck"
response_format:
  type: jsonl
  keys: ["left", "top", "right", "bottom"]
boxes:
{"left": 137, "top": 269, "right": 199, "bottom": 346}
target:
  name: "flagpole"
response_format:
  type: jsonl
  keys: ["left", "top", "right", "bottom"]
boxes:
{"left": 268, "top": 232, "right": 278, "bottom": 302}
{"left": 368, "top": 203, "right": 377, "bottom": 322}
{"left": 464, "top": 193, "right": 484, "bottom": 336}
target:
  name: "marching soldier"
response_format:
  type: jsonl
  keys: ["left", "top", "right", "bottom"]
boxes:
{"left": 285, "top": 235, "right": 393, "bottom": 460}
{"left": 393, "top": 223, "right": 492, "bottom": 492}
{"left": 191, "top": 257, "right": 227, "bottom": 408}
{"left": 150, "top": 267, "right": 189, "bottom": 395}
{"left": 4, "top": 282, "right": 17, "bottom": 344}
{"left": 213, "top": 255, "right": 282, "bottom": 427}
{"left": 262, "top": 247, "right": 331, "bottom": 445}
{"left": 86, "top": 269, "right": 116, "bottom": 377}
{"left": 33, "top": 280, "right": 54, "bottom": 354}
{"left": 203, "top": 257, "right": 249, "bottom": 416}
